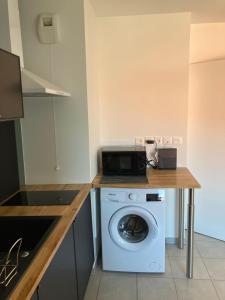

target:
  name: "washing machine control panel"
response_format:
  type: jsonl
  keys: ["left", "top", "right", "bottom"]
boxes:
{"left": 146, "top": 193, "right": 162, "bottom": 201}
{"left": 102, "top": 188, "right": 165, "bottom": 203}
{"left": 128, "top": 193, "right": 137, "bottom": 201}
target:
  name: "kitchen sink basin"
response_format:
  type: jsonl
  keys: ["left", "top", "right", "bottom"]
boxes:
{"left": 0, "top": 216, "right": 59, "bottom": 299}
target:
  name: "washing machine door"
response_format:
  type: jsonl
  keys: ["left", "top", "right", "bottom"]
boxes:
{"left": 109, "top": 206, "right": 158, "bottom": 251}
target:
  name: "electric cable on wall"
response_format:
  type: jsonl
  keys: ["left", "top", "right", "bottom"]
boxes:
{"left": 49, "top": 44, "right": 60, "bottom": 171}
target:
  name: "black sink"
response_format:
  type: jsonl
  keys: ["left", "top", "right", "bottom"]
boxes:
{"left": 0, "top": 216, "right": 59, "bottom": 299}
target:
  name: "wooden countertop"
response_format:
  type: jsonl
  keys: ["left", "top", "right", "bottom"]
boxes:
{"left": 0, "top": 168, "right": 200, "bottom": 299}
{"left": 92, "top": 167, "right": 201, "bottom": 189}
{"left": 0, "top": 184, "right": 92, "bottom": 300}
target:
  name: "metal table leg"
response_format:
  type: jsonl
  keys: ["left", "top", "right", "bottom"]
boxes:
{"left": 178, "top": 189, "right": 185, "bottom": 249}
{"left": 187, "top": 189, "right": 195, "bottom": 278}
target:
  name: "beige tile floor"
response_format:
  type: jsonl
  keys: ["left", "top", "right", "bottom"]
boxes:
{"left": 85, "top": 233, "right": 225, "bottom": 300}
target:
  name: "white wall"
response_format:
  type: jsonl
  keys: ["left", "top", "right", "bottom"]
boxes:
{"left": 190, "top": 23, "right": 225, "bottom": 63}
{"left": 84, "top": 0, "right": 101, "bottom": 257}
{"left": 98, "top": 13, "right": 190, "bottom": 167}
{"left": 84, "top": 0, "right": 101, "bottom": 180}
{"left": 188, "top": 60, "right": 225, "bottom": 240}
{"left": 87, "top": 12, "right": 191, "bottom": 239}
{"left": 19, "top": 0, "right": 91, "bottom": 183}
{"left": 188, "top": 23, "right": 225, "bottom": 241}
{"left": 89, "top": 0, "right": 225, "bottom": 24}
{"left": 7, "top": 0, "right": 24, "bottom": 67}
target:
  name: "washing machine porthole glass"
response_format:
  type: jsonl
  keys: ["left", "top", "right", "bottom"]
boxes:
{"left": 117, "top": 214, "right": 149, "bottom": 243}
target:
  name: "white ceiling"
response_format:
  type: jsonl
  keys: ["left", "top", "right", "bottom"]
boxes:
{"left": 90, "top": 0, "right": 225, "bottom": 23}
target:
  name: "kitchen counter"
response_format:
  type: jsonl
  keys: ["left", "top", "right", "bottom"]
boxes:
{"left": 0, "top": 184, "right": 92, "bottom": 300}
{"left": 0, "top": 167, "right": 201, "bottom": 299}
{"left": 92, "top": 167, "right": 201, "bottom": 189}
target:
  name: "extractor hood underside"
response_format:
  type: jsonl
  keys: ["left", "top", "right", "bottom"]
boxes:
{"left": 21, "top": 68, "right": 71, "bottom": 97}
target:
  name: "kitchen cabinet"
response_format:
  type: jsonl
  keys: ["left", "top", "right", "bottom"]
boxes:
{"left": 0, "top": 121, "right": 20, "bottom": 202}
{"left": 31, "top": 290, "right": 38, "bottom": 300}
{"left": 37, "top": 194, "right": 94, "bottom": 300}
{"left": 74, "top": 193, "right": 94, "bottom": 300}
{"left": 38, "top": 225, "right": 78, "bottom": 300}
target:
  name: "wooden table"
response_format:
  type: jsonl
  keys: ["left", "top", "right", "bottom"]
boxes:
{"left": 93, "top": 167, "right": 201, "bottom": 279}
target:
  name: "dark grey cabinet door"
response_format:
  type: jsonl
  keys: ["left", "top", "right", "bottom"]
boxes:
{"left": 0, "top": 121, "right": 20, "bottom": 201}
{"left": 73, "top": 194, "right": 94, "bottom": 300}
{"left": 31, "top": 289, "right": 39, "bottom": 300}
{"left": 38, "top": 226, "right": 78, "bottom": 300}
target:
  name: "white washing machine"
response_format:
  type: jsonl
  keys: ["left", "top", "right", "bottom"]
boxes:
{"left": 101, "top": 188, "right": 166, "bottom": 273}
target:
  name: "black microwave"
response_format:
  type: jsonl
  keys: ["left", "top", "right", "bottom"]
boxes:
{"left": 101, "top": 146, "right": 146, "bottom": 176}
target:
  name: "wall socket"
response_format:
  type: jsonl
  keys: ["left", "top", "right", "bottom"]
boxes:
{"left": 163, "top": 136, "right": 173, "bottom": 145}
{"left": 173, "top": 136, "right": 183, "bottom": 145}
{"left": 154, "top": 136, "right": 163, "bottom": 145}
{"left": 135, "top": 136, "right": 145, "bottom": 145}
{"left": 135, "top": 136, "right": 183, "bottom": 146}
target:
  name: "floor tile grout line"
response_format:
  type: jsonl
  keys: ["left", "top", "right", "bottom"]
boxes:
{"left": 93, "top": 235, "right": 225, "bottom": 300}
{"left": 166, "top": 244, "right": 201, "bottom": 259}
{"left": 95, "top": 267, "right": 103, "bottom": 300}
{"left": 167, "top": 248, "right": 180, "bottom": 299}
{"left": 167, "top": 255, "right": 173, "bottom": 278}
{"left": 198, "top": 238, "right": 215, "bottom": 278}
{"left": 193, "top": 239, "right": 211, "bottom": 280}
{"left": 172, "top": 277, "right": 214, "bottom": 281}
{"left": 136, "top": 273, "right": 138, "bottom": 300}
{"left": 213, "top": 279, "right": 225, "bottom": 282}
{"left": 173, "top": 278, "right": 180, "bottom": 300}
{"left": 194, "top": 232, "right": 225, "bottom": 244}
{"left": 195, "top": 240, "right": 225, "bottom": 260}
{"left": 197, "top": 255, "right": 225, "bottom": 263}
{"left": 137, "top": 275, "right": 212, "bottom": 281}
{"left": 186, "top": 234, "right": 223, "bottom": 299}
{"left": 198, "top": 241, "right": 221, "bottom": 300}
{"left": 211, "top": 279, "right": 222, "bottom": 300}
{"left": 167, "top": 243, "right": 211, "bottom": 280}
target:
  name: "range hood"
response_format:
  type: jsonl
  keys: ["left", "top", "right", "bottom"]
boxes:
{"left": 21, "top": 69, "right": 71, "bottom": 97}
{"left": 6, "top": 0, "right": 70, "bottom": 98}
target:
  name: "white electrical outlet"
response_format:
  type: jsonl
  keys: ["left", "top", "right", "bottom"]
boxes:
{"left": 163, "top": 136, "right": 173, "bottom": 145}
{"left": 173, "top": 136, "right": 183, "bottom": 145}
{"left": 154, "top": 136, "right": 163, "bottom": 145}
{"left": 135, "top": 136, "right": 145, "bottom": 145}
{"left": 55, "top": 165, "right": 60, "bottom": 171}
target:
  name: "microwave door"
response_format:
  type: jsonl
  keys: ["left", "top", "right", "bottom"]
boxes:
{"left": 118, "top": 152, "right": 144, "bottom": 175}
{"left": 103, "top": 152, "right": 136, "bottom": 176}
{"left": 103, "top": 154, "right": 119, "bottom": 175}
{"left": 119, "top": 155, "right": 135, "bottom": 175}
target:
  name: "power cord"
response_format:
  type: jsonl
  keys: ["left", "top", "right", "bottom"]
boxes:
{"left": 145, "top": 139, "right": 158, "bottom": 169}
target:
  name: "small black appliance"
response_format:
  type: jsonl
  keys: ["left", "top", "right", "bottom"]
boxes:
{"left": 101, "top": 146, "right": 147, "bottom": 177}
{"left": 157, "top": 148, "right": 177, "bottom": 170}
